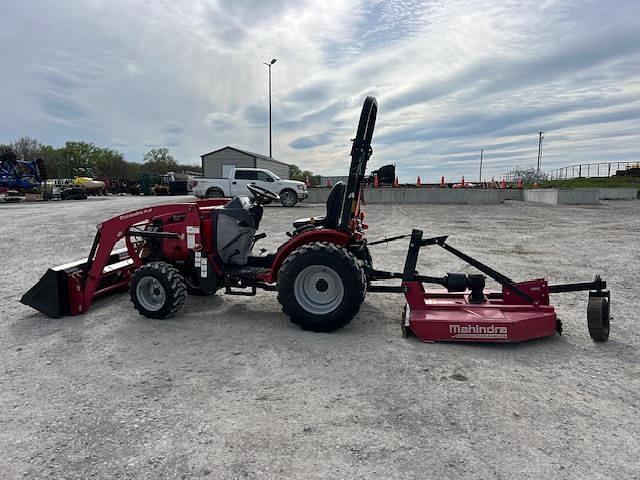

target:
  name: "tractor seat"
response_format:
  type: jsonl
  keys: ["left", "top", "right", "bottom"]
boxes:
{"left": 292, "top": 181, "right": 346, "bottom": 230}
{"left": 292, "top": 216, "right": 325, "bottom": 229}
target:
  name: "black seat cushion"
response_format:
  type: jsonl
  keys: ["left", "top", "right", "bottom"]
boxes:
{"left": 291, "top": 182, "right": 346, "bottom": 230}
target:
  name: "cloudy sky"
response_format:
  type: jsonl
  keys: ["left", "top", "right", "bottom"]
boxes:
{"left": 1, "top": 0, "right": 639, "bottom": 181}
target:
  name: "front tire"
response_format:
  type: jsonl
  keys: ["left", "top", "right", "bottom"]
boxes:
{"left": 280, "top": 189, "right": 298, "bottom": 207}
{"left": 130, "top": 262, "right": 186, "bottom": 319}
{"left": 277, "top": 242, "right": 366, "bottom": 332}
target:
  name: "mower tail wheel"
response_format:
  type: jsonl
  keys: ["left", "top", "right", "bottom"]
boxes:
{"left": 587, "top": 296, "right": 610, "bottom": 342}
{"left": 130, "top": 261, "right": 186, "bottom": 319}
{"left": 277, "top": 242, "right": 365, "bottom": 332}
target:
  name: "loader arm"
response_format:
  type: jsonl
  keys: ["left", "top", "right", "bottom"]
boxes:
{"left": 21, "top": 202, "right": 218, "bottom": 317}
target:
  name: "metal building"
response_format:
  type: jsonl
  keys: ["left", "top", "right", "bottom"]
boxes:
{"left": 201, "top": 146, "right": 290, "bottom": 179}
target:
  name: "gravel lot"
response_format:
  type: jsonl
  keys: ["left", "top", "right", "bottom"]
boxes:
{"left": 1, "top": 195, "right": 638, "bottom": 479}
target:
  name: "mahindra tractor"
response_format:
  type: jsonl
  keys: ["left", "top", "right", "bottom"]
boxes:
{"left": 22, "top": 97, "right": 611, "bottom": 343}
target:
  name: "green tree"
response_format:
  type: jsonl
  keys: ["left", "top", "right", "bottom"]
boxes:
{"left": 288, "top": 164, "right": 313, "bottom": 182}
{"left": 38, "top": 144, "right": 65, "bottom": 179}
{"left": 61, "top": 141, "right": 97, "bottom": 178}
{"left": 93, "top": 147, "right": 126, "bottom": 178}
{"left": 142, "top": 147, "right": 178, "bottom": 174}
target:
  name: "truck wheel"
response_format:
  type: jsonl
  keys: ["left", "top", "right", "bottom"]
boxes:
{"left": 587, "top": 296, "right": 610, "bottom": 342}
{"left": 130, "top": 262, "right": 186, "bottom": 319}
{"left": 277, "top": 242, "right": 365, "bottom": 332}
{"left": 206, "top": 188, "right": 223, "bottom": 199}
{"left": 280, "top": 189, "right": 298, "bottom": 207}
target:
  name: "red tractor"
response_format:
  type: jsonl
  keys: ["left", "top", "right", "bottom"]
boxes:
{"left": 22, "top": 98, "right": 378, "bottom": 333}
{"left": 22, "top": 97, "right": 611, "bottom": 343}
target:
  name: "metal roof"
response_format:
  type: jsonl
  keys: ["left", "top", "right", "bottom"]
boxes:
{"left": 200, "top": 146, "right": 288, "bottom": 166}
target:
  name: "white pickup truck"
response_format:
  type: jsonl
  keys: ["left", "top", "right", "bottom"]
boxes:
{"left": 191, "top": 168, "right": 308, "bottom": 207}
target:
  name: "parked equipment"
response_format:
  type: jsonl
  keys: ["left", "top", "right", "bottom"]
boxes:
{"left": 365, "top": 164, "right": 395, "bottom": 186}
{"left": 21, "top": 97, "right": 611, "bottom": 343}
{"left": 0, "top": 148, "right": 47, "bottom": 193}
{"left": 616, "top": 164, "right": 640, "bottom": 177}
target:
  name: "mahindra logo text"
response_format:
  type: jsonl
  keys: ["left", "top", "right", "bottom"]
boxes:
{"left": 119, "top": 208, "right": 152, "bottom": 221}
{"left": 449, "top": 324, "right": 508, "bottom": 339}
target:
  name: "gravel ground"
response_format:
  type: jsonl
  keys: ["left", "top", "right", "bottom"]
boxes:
{"left": 1, "top": 195, "right": 638, "bottom": 479}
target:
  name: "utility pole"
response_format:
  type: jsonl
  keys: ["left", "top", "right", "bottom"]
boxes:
{"left": 536, "top": 131, "right": 544, "bottom": 174}
{"left": 479, "top": 149, "right": 484, "bottom": 183}
{"left": 263, "top": 58, "right": 277, "bottom": 158}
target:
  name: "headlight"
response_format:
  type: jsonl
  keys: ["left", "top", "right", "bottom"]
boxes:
{"left": 297, "top": 185, "right": 305, "bottom": 190}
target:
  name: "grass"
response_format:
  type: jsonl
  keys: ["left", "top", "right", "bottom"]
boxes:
{"left": 539, "top": 176, "right": 640, "bottom": 190}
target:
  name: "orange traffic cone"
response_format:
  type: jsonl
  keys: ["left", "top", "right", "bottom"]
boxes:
{"left": 517, "top": 178, "right": 523, "bottom": 189}
{"left": 416, "top": 176, "right": 421, "bottom": 187}
{"left": 373, "top": 174, "right": 379, "bottom": 188}
{"left": 440, "top": 176, "right": 445, "bottom": 188}
{"left": 393, "top": 176, "right": 400, "bottom": 187}
{"left": 500, "top": 178, "right": 506, "bottom": 189}
{"left": 326, "top": 177, "right": 332, "bottom": 187}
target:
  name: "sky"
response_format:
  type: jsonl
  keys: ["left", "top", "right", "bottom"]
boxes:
{"left": 1, "top": 0, "right": 639, "bottom": 181}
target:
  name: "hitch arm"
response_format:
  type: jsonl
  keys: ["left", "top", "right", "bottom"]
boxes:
{"left": 548, "top": 276, "right": 607, "bottom": 293}
{"left": 405, "top": 230, "right": 536, "bottom": 304}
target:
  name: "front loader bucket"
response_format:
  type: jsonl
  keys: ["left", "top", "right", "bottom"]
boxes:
{"left": 20, "top": 259, "right": 86, "bottom": 318}
{"left": 21, "top": 248, "right": 133, "bottom": 318}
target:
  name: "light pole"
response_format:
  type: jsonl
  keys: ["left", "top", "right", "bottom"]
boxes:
{"left": 263, "top": 58, "right": 277, "bottom": 158}
{"left": 536, "top": 131, "right": 544, "bottom": 174}
{"left": 479, "top": 148, "right": 484, "bottom": 183}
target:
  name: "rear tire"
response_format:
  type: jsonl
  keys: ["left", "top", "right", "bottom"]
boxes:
{"left": 587, "top": 296, "right": 610, "bottom": 342}
{"left": 277, "top": 242, "right": 365, "bottom": 332}
{"left": 130, "top": 262, "right": 186, "bottom": 319}
{"left": 206, "top": 188, "right": 224, "bottom": 199}
{"left": 184, "top": 271, "right": 217, "bottom": 296}
{"left": 280, "top": 189, "right": 298, "bottom": 207}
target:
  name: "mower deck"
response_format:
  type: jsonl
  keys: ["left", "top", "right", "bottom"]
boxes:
{"left": 368, "top": 229, "right": 610, "bottom": 343}
{"left": 403, "top": 289, "right": 557, "bottom": 343}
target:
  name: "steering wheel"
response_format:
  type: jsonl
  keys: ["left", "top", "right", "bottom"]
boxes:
{"left": 246, "top": 184, "right": 280, "bottom": 205}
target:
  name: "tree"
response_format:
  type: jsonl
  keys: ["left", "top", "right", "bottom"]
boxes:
{"left": 142, "top": 147, "right": 178, "bottom": 174}
{"left": 12, "top": 137, "right": 42, "bottom": 162}
{"left": 93, "top": 147, "right": 126, "bottom": 178}
{"left": 60, "top": 141, "right": 97, "bottom": 178}
{"left": 288, "top": 164, "right": 313, "bottom": 182}
{"left": 38, "top": 144, "right": 65, "bottom": 178}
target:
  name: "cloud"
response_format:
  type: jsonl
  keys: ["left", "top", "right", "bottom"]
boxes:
{"left": 0, "top": 0, "right": 638, "bottom": 179}
{"left": 162, "top": 121, "right": 184, "bottom": 135}
{"left": 289, "top": 132, "right": 334, "bottom": 149}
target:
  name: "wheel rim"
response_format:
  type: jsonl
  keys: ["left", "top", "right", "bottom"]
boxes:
{"left": 207, "top": 190, "right": 221, "bottom": 198}
{"left": 293, "top": 265, "right": 344, "bottom": 315}
{"left": 282, "top": 192, "right": 295, "bottom": 206}
{"left": 136, "top": 276, "right": 166, "bottom": 312}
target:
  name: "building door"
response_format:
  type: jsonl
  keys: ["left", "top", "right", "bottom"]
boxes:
{"left": 222, "top": 164, "right": 236, "bottom": 178}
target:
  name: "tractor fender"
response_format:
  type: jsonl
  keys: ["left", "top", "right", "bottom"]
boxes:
{"left": 267, "top": 229, "right": 351, "bottom": 283}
